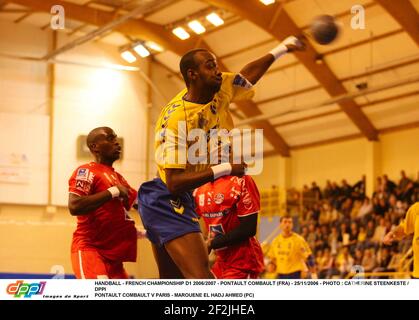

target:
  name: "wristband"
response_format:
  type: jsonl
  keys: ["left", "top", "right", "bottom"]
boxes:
{"left": 107, "top": 186, "right": 120, "bottom": 198}
{"left": 211, "top": 163, "right": 232, "bottom": 180}
{"left": 269, "top": 44, "right": 288, "bottom": 60}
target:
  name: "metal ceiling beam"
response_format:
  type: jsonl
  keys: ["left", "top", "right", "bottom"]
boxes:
{"left": 204, "top": 0, "right": 379, "bottom": 141}
{"left": 9, "top": 0, "right": 290, "bottom": 156}
{"left": 375, "top": 0, "right": 419, "bottom": 46}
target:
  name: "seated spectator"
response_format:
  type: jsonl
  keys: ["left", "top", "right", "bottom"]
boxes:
{"left": 336, "top": 247, "right": 354, "bottom": 278}
{"left": 324, "top": 180, "right": 333, "bottom": 199}
{"left": 357, "top": 226, "right": 367, "bottom": 244}
{"left": 318, "top": 248, "right": 334, "bottom": 279}
{"left": 372, "top": 247, "right": 392, "bottom": 277}
{"left": 311, "top": 182, "right": 322, "bottom": 200}
{"left": 328, "top": 226, "right": 339, "bottom": 255}
{"left": 350, "top": 199, "right": 362, "bottom": 220}
{"left": 353, "top": 248, "right": 364, "bottom": 266}
{"left": 366, "top": 220, "right": 376, "bottom": 242}
{"left": 358, "top": 197, "right": 373, "bottom": 220}
{"left": 383, "top": 174, "right": 397, "bottom": 194}
{"left": 361, "top": 248, "right": 377, "bottom": 273}
{"left": 338, "top": 223, "right": 350, "bottom": 247}
{"left": 352, "top": 175, "right": 366, "bottom": 199}
{"left": 372, "top": 218, "right": 388, "bottom": 244}
{"left": 397, "top": 170, "right": 414, "bottom": 202}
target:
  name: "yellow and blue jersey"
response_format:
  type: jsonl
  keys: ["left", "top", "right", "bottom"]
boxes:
{"left": 399, "top": 202, "right": 419, "bottom": 278}
{"left": 154, "top": 72, "right": 255, "bottom": 184}
{"left": 267, "top": 232, "right": 312, "bottom": 275}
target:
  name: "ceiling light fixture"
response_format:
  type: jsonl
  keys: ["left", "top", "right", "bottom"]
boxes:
{"left": 133, "top": 43, "right": 150, "bottom": 58}
{"left": 145, "top": 41, "right": 164, "bottom": 52}
{"left": 206, "top": 12, "right": 224, "bottom": 27}
{"left": 172, "top": 27, "right": 190, "bottom": 40}
{"left": 120, "top": 50, "right": 136, "bottom": 63}
{"left": 188, "top": 20, "right": 206, "bottom": 34}
{"left": 260, "top": 0, "right": 275, "bottom": 5}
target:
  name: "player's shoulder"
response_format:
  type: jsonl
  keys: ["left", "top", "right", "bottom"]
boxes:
{"left": 293, "top": 232, "right": 307, "bottom": 242}
{"left": 72, "top": 162, "right": 94, "bottom": 174}
{"left": 222, "top": 72, "right": 252, "bottom": 89}
{"left": 409, "top": 202, "right": 419, "bottom": 214}
{"left": 71, "top": 163, "right": 97, "bottom": 182}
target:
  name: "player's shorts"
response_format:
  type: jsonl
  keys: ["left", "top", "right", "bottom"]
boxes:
{"left": 138, "top": 178, "right": 201, "bottom": 246}
{"left": 276, "top": 271, "right": 301, "bottom": 279}
{"left": 212, "top": 260, "right": 260, "bottom": 279}
{"left": 71, "top": 249, "right": 128, "bottom": 279}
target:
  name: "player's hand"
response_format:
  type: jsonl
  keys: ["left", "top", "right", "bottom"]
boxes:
{"left": 283, "top": 36, "right": 306, "bottom": 52}
{"left": 116, "top": 184, "right": 129, "bottom": 202}
{"left": 231, "top": 163, "right": 247, "bottom": 177}
{"left": 383, "top": 231, "right": 395, "bottom": 246}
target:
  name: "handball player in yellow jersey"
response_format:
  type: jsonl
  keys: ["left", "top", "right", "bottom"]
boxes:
{"left": 383, "top": 202, "right": 419, "bottom": 279}
{"left": 138, "top": 37, "right": 305, "bottom": 278}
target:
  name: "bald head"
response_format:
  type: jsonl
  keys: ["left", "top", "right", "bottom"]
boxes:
{"left": 86, "top": 127, "right": 111, "bottom": 151}
{"left": 85, "top": 127, "right": 121, "bottom": 165}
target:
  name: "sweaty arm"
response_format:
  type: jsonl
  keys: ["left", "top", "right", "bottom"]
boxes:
{"left": 165, "top": 163, "right": 246, "bottom": 195}
{"left": 68, "top": 192, "right": 112, "bottom": 216}
{"left": 209, "top": 214, "right": 258, "bottom": 251}
{"left": 239, "top": 36, "right": 304, "bottom": 85}
{"left": 68, "top": 185, "right": 128, "bottom": 216}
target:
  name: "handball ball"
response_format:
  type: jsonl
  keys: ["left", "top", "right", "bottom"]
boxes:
{"left": 310, "top": 15, "right": 339, "bottom": 45}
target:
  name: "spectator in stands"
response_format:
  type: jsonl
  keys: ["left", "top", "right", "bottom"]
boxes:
{"left": 372, "top": 217, "right": 388, "bottom": 244}
{"left": 353, "top": 248, "right": 364, "bottom": 266}
{"left": 396, "top": 170, "right": 414, "bottom": 202}
{"left": 361, "top": 248, "right": 377, "bottom": 273}
{"left": 383, "top": 174, "right": 397, "bottom": 194}
{"left": 336, "top": 247, "right": 354, "bottom": 278}
{"left": 318, "top": 248, "right": 334, "bottom": 279}
{"left": 372, "top": 247, "right": 392, "bottom": 277}
{"left": 358, "top": 197, "right": 373, "bottom": 220}
{"left": 338, "top": 223, "right": 350, "bottom": 247}
{"left": 352, "top": 175, "right": 366, "bottom": 199}
{"left": 324, "top": 180, "right": 333, "bottom": 199}
{"left": 311, "top": 182, "right": 322, "bottom": 200}
{"left": 366, "top": 220, "right": 376, "bottom": 243}
{"left": 357, "top": 226, "right": 367, "bottom": 244}
{"left": 328, "top": 226, "right": 339, "bottom": 255}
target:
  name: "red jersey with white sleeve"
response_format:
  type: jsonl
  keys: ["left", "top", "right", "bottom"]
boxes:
{"left": 194, "top": 175, "right": 264, "bottom": 274}
{"left": 68, "top": 162, "right": 137, "bottom": 262}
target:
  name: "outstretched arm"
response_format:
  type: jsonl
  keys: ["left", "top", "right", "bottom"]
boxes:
{"left": 165, "top": 163, "right": 246, "bottom": 195}
{"left": 239, "top": 36, "right": 305, "bottom": 85}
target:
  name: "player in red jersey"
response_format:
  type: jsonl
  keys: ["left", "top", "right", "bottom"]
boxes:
{"left": 194, "top": 175, "right": 264, "bottom": 279}
{"left": 68, "top": 127, "right": 139, "bottom": 279}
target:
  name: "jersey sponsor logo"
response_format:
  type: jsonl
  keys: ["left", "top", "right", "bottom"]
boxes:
{"left": 202, "top": 210, "right": 227, "bottom": 218}
{"left": 75, "top": 180, "right": 91, "bottom": 193}
{"left": 233, "top": 74, "right": 252, "bottom": 89}
{"left": 76, "top": 168, "right": 89, "bottom": 181}
{"left": 214, "top": 193, "right": 224, "bottom": 205}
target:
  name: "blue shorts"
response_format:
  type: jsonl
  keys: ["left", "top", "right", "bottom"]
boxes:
{"left": 138, "top": 178, "right": 201, "bottom": 246}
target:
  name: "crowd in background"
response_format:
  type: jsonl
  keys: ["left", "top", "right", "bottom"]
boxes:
{"left": 263, "top": 170, "right": 418, "bottom": 279}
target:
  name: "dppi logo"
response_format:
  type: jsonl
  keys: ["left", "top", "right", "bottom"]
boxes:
{"left": 6, "top": 280, "right": 46, "bottom": 298}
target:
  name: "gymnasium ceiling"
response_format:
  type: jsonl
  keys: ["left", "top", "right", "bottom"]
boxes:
{"left": 1, "top": 0, "right": 419, "bottom": 157}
